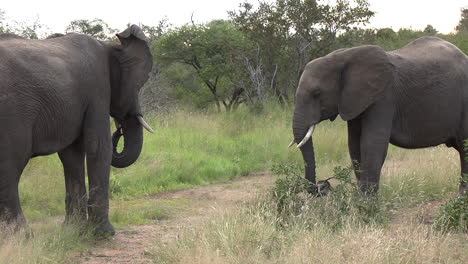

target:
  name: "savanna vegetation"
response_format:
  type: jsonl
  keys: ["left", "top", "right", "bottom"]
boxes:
{"left": 0, "top": 0, "right": 467, "bottom": 263}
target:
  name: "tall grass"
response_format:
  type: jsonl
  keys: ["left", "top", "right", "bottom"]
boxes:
{"left": 0, "top": 223, "right": 92, "bottom": 264}
{"left": 18, "top": 103, "right": 349, "bottom": 218}
{"left": 152, "top": 207, "right": 466, "bottom": 264}
{"left": 18, "top": 104, "right": 462, "bottom": 209}
{"left": 8, "top": 105, "right": 464, "bottom": 262}
{"left": 151, "top": 160, "right": 465, "bottom": 264}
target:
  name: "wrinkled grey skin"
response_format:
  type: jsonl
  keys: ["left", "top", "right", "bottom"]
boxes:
{"left": 293, "top": 37, "right": 468, "bottom": 195}
{"left": 0, "top": 25, "right": 153, "bottom": 236}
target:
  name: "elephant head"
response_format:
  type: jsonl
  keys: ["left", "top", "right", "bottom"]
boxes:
{"left": 108, "top": 25, "right": 154, "bottom": 168}
{"left": 292, "top": 45, "right": 394, "bottom": 185}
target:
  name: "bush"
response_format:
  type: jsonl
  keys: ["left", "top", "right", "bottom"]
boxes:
{"left": 109, "top": 174, "right": 125, "bottom": 197}
{"left": 433, "top": 194, "right": 468, "bottom": 232}
{"left": 271, "top": 163, "right": 312, "bottom": 218}
{"left": 270, "top": 163, "right": 388, "bottom": 230}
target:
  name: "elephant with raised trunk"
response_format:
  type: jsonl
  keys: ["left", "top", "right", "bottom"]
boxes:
{"left": 0, "top": 25, "right": 154, "bottom": 236}
{"left": 291, "top": 36, "right": 468, "bottom": 195}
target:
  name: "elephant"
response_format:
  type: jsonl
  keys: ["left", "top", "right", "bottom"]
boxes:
{"left": 291, "top": 36, "right": 468, "bottom": 195}
{"left": 0, "top": 25, "right": 154, "bottom": 236}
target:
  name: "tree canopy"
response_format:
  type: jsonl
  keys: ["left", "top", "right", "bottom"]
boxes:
{"left": 65, "top": 18, "right": 116, "bottom": 40}
{"left": 456, "top": 8, "right": 468, "bottom": 33}
{"left": 1, "top": 3, "right": 468, "bottom": 112}
{"left": 155, "top": 20, "right": 252, "bottom": 111}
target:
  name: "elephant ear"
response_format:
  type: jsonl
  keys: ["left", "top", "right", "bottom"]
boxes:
{"left": 110, "top": 25, "right": 153, "bottom": 119}
{"left": 116, "top": 24, "right": 148, "bottom": 45}
{"left": 114, "top": 24, "right": 152, "bottom": 76}
{"left": 338, "top": 45, "right": 394, "bottom": 121}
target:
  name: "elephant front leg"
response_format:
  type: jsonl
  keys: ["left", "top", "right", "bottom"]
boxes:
{"left": 357, "top": 100, "right": 394, "bottom": 194}
{"left": 348, "top": 119, "right": 362, "bottom": 182}
{"left": 359, "top": 138, "right": 389, "bottom": 194}
{"left": 84, "top": 117, "right": 115, "bottom": 237}
{"left": 58, "top": 139, "right": 87, "bottom": 225}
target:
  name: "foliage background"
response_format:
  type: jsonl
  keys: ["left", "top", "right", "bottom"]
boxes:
{"left": 1, "top": 1, "right": 467, "bottom": 112}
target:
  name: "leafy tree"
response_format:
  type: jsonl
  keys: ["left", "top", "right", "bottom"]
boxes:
{"left": 138, "top": 18, "right": 174, "bottom": 113}
{"left": 66, "top": 18, "right": 116, "bottom": 40}
{"left": 334, "top": 27, "right": 376, "bottom": 48}
{"left": 154, "top": 20, "right": 252, "bottom": 111}
{"left": 0, "top": 9, "right": 7, "bottom": 33}
{"left": 13, "top": 18, "right": 44, "bottom": 39}
{"left": 456, "top": 8, "right": 468, "bottom": 33}
{"left": 139, "top": 17, "right": 171, "bottom": 42}
{"left": 0, "top": 9, "right": 45, "bottom": 39}
{"left": 423, "top": 24, "right": 438, "bottom": 35}
{"left": 229, "top": 0, "right": 374, "bottom": 103}
{"left": 376, "top": 28, "right": 396, "bottom": 39}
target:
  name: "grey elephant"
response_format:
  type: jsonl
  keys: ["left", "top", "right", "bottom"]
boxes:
{"left": 0, "top": 25, "right": 154, "bottom": 236}
{"left": 291, "top": 36, "right": 468, "bottom": 195}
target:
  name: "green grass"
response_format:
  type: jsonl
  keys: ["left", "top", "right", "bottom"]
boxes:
{"left": 114, "top": 105, "right": 307, "bottom": 197}
{"left": 110, "top": 197, "right": 192, "bottom": 227}
{"left": 18, "top": 104, "right": 299, "bottom": 218}
{"left": 18, "top": 104, "right": 461, "bottom": 222}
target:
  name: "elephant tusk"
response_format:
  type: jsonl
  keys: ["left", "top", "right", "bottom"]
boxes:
{"left": 297, "top": 125, "right": 315, "bottom": 148}
{"left": 137, "top": 116, "right": 155, "bottom": 134}
{"left": 287, "top": 139, "right": 296, "bottom": 148}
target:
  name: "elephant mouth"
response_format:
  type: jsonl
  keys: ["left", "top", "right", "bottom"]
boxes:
{"left": 288, "top": 123, "right": 317, "bottom": 148}
{"left": 297, "top": 125, "right": 315, "bottom": 148}
{"left": 112, "top": 115, "right": 155, "bottom": 156}
{"left": 114, "top": 115, "right": 155, "bottom": 134}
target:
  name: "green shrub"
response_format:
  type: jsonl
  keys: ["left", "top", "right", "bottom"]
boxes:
{"left": 109, "top": 174, "right": 125, "bottom": 197}
{"left": 270, "top": 163, "right": 388, "bottom": 230}
{"left": 433, "top": 194, "right": 468, "bottom": 232}
{"left": 271, "top": 163, "right": 312, "bottom": 218}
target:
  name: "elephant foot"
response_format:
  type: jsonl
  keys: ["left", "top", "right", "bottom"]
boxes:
{"left": 20, "top": 226, "right": 34, "bottom": 239}
{"left": 459, "top": 180, "right": 467, "bottom": 196}
{"left": 307, "top": 179, "right": 332, "bottom": 197}
{"left": 358, "top": 181, "right": 379, "bottom": 195}
{"left": 88, "top": 220, "right": 115, "bottom": 238}
{"left": 0, "top": 221, "right": 33, "bottom": 239}
{"left": 63, "top": 214, "right": 87, "bottom": 228}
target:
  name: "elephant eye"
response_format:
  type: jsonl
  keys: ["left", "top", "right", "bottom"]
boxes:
{"left": 312, "top": 89, "right": 321, "bottom": 98}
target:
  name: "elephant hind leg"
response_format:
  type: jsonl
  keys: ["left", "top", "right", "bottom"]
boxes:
{"left": 453, "top": 138, "right": 468, "bottom": 195}
{"left": 0, "top": 156, "right": 30, "bottom": 233}
{"left": 457, "top": 141, "right": 468, "bottom": 195}
{"left": 58, "top": 138, "right": 87, "bottom": 225}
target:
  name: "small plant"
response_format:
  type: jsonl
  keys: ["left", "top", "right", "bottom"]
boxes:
{"left": 270, "top": 163, "right": 387, "bottom": 230}
{"left": 317, "top": 166, "right": 386, "bottom": 228}
{"left": 433, "top": 194, "right": 468, "bottom": 232}
{"left": 109, "top": 174, "right": 124, "bottom": 197}
{"left": 271, "top": 163, "right": 312, "bottom": 218}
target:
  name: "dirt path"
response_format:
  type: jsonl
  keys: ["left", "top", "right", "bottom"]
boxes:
{"left": 72, "top": 172, "right": 275, "bottom": 264}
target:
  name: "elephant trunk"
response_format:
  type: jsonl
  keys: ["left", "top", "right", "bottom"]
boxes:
{"left": 111, "top": 117, "right": 143, "bottom": 168}
{"left": 293, "top": 111, "right": 317, "bottom": 184}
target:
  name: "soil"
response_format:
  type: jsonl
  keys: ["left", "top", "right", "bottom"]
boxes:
{"left": 70, "top": 172, "right": 275, "bottom": 264}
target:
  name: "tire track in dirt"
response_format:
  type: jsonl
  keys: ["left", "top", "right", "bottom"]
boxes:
{"left": 71, "top": 172, "right": 275, "bottom": 264}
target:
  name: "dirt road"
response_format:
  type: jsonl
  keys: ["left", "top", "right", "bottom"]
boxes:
{"left": 72, "top": 172, "right": 275, "bottom": 264}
